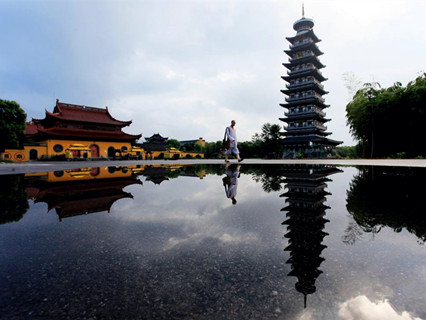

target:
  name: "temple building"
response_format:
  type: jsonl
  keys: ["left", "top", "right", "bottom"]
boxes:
{"left": 2, "top": 99, "right": 142, "bottom": 161}
{"left": 143, "top": 133, "right": 168, "bottom": 152}
{"left": 142, "top": 133, "right": 204, "bottom": 160}
{"left": 280, "top": 9, "right": 342, "bottom": 158}
{"left": 1, "top": 100, "right": 205, "bottom": 161}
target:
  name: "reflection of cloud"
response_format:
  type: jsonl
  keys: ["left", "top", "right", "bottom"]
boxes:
{"left": 338, "top": 295, "right": 421, "bottom": 320}
{"left": 114, "top": 176, "right": 277, "bottom": 251}
{"left": 296, "top": 309, "right": 313, "bottom": 320}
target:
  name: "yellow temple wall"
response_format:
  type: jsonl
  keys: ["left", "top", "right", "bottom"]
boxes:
{"left": 2, "top": 145, "right": 47, "bottom": 162}
{"left": 1, "top": 141, "right": 204, "bottom": 162}
{"left": 44, "top": 139, "right": 133, "bottom": 158}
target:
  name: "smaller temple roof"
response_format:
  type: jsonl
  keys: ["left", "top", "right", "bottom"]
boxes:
{"left": 145, "top": 133, "right": 168, "bottom": 142}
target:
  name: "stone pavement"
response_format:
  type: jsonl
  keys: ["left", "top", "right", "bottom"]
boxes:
{"left": 2, "top": 158, "right": 426, "bottom": 175}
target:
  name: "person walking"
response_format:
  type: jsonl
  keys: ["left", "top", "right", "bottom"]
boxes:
{"left": 224, "top": 120, "right": 243, "bottom": 162}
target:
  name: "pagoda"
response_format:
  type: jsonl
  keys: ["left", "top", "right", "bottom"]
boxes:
{"left": 280, "top": 8, "right": 342, "bottom": 158}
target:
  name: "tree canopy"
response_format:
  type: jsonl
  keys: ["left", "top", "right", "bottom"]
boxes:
{"left": 0, "top": 99, "right": 27, "bottom": 152}
{"left": 166, "top": 139, "right": 181, "bottom": 150}
{"left": 252, "top": 123, "right": 284, "bottom": 158}
{"left": 346, "top": 73, "right": 426, "bottom": 158}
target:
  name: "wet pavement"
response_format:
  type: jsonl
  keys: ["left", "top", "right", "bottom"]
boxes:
{"left": 2, "top": 158, "right": 426, "bottom": 175}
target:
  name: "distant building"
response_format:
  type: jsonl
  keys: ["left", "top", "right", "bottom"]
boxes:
{"left": 179, "top": 137, "right": 206, "bottom": 147}
{"left": 280, "top": 9, "right": 342, "bottom": 158}
{"left": 143, "top": 133, "right": 168, "bottom": 152}
{"left": 143, "top": 133, "right": 205, "bottom": 160}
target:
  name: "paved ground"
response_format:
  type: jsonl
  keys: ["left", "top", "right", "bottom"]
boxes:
{"left": 2, "top": 158, "right": 426, "bottom": 175}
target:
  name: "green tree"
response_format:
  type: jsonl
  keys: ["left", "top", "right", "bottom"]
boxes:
{"left": 204, "top": 141, "right": 223, "bottom": 159}
{"left": 167, "top": 139, "right": 181, "bottom": 150}
{"left": 346, "top": 73, "right": 426, "bottom": 158}
{"left": 194, "top": 141, "right": 206, "bottom": 153}
{"left": 0, "top": 99, "right": 27, "bottom": 152}
{"left": 259, "top": 123, "right": 284, "bottom": 158}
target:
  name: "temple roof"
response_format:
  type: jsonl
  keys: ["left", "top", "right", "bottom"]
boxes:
{"left": 26, "top": 99, "right": 142, "bottom": 142}
{"left": 25, "top": 122, "right": 38, "bottom": 136}
{"left": 41, "top": 100, "right": 132, "bottom": 127}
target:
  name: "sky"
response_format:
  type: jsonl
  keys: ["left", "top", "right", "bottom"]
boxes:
{"left": 1, "top": 0, "right": 425, "bottom": 146}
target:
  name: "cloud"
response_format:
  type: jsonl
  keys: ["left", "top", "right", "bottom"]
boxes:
{"left": 1, "top": 0, "right": 425, "bottom": 145}
{"left": 338, "top": 295, "right": 422, "bottom": 320}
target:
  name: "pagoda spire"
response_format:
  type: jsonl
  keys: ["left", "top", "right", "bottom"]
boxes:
{"left": 302, "top": 4, "right": 305, "bottom": 18}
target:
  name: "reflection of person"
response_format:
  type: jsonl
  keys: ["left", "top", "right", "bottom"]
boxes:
{"left": 224, "top": 120, "right": 243, "bottom": 163}
{"left": 223, "top": 164, "right": 241, "bottom": 205}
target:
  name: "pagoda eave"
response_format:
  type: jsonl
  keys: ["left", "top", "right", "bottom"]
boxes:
{"left": 286, "top": 29, "right": 320, "bottom": 44}
{"left": 282, "top": 135, "right": 342, "bottom": 146}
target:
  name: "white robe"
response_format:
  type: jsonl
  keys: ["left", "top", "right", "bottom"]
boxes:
{"left": 224, "top": 126, "right": 239, "bottom": 156}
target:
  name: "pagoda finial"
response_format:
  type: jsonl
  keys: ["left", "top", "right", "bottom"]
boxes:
{"left": 302, "top": 3, "right": 305, "bottom": 18}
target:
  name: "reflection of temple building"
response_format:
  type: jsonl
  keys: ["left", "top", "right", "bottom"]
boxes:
{"left": 26, "top": 167, "right": 143, "bottom": 221}
{"left": 280, "top": 164, "right": 341, "bottom": 307}
{"left": 24, "top": 164, "right": 207, "bottom": 221}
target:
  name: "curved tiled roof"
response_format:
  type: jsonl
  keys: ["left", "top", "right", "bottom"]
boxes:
{"left": 25, "top": 122, "right": 39, "bottom": 135}
{"left": 47, "top": 100, "right": 132, "bottom": 127}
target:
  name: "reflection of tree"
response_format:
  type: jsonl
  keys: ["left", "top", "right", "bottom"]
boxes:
{"left": 346, "top": 166, "right": 426, "bottom": 243}
{"left": 0, "top": 174, "right": 29, "bottom": 224}
{"left": 249, "top": 165, "right": 288, "bottom": 193}
{"left": 280, "top": 164, "right": 341, "bottom": 307}
{"left": 342, "top": 218, "right": 364, "bottom": 245}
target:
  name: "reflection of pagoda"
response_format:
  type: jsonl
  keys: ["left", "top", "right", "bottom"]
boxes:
{"left": 280, "top": 8, "right": 341, "bottom": 158}
{"left": 280, "top": 164, "right": 341, "bottom": 307}
{"left": 26, "top": 167, "right": 142, "bottom": 221}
